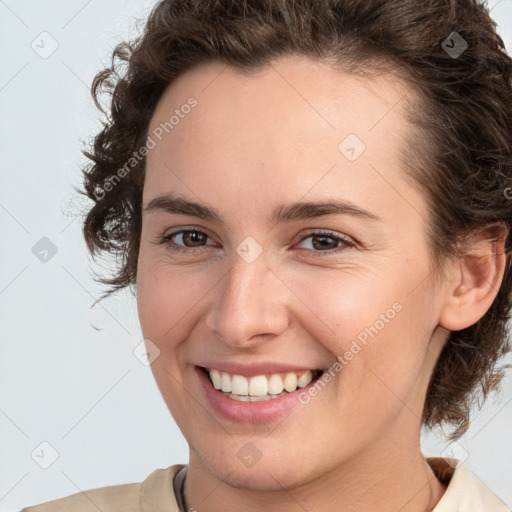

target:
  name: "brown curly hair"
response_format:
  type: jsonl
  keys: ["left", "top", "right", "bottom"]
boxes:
{"left": 77, "top": 0, "right": 512, "bottom": 439}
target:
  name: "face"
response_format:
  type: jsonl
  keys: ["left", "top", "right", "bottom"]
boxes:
{"left": 136, "top": 56, "right": 449, "bottom": 490}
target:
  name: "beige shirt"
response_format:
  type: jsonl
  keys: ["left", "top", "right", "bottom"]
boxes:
{"left": 21, "top": 457, "right": 510, "bottom": 511}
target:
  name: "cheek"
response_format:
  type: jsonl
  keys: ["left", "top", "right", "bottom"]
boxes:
{"left": 136, "top": 262, "right": 204, "bottom": 420}
{"left": 290, "top": 267, "right": 432, "bottom": 399}
{"left": 136, "top": 258, "right": 208, "bottom": 343}
{"left": 286, "top": 266, "right": 402, "bottom": 349}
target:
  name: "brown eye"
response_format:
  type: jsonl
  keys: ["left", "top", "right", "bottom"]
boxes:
{"left": 295, "top": 230, "right": 356, "bottom": 256}
{"left": 310, "top": 234, "right": 340, "bottom": 251}
{"left": 179, "top": 230, "right": 208, "bottom": 247}
{"left": 159, "top": 229, "right": 216, "bottom": 254}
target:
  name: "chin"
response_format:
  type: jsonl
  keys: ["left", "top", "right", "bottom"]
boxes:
{"left": 217, "top": 464, "right": 305, "bottom": 491}
{"left": 197, "top": 447, "right": 318, "bottom": 492}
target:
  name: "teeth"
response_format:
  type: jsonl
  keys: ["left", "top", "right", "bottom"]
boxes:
{"left": 249, "top": 375, "right": 268, "bottom": 396}
{"left": 227, "top": 391, "right": 288, "bottom": 402}
{"left": 210, "top": 369, "right": 222, "bottom": 390}
{"left": 297, "top": 371, "right": 313, "bottom": 388}
{"left": 207, "top": 368, "right": 317, "bottom": 397}
{"left": 232, "top": 374, "right": 249, "bottom": 395}
{"left": 221, "top": 372, "right": 231, "bottom": 393}
{"left": 268, "top": 374, "right": 284, "bottom": 395}
{"left": 283, "top": 372, "right": 298, "bottom": 392}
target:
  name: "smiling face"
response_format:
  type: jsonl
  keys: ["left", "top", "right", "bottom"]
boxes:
{"left": 136, "top": 55, "right": 451, "bottom": 490}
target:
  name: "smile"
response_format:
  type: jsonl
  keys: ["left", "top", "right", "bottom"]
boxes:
{"left": 205, "top": 368, "right": 323, "bottom": 401}
{"left": 196, "top": 365, "right": 326, "bottom": 423}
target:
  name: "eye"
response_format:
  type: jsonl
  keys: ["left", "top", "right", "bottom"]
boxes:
{"left": 294, "top": 230, "right": 356, "bottom": 256}
{"left": 156, "top": 228, "right": 356, "bottom": 256}
{"left": 157, "top": 228, "right": 217, "bottom": 254}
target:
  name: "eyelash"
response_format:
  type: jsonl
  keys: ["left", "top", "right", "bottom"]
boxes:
{"left": 157, "top": 228, "right": 356, "bottom": 257}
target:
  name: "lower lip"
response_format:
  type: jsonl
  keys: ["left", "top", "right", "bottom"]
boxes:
{"left": 196, "top": 366, "right": 322, "bottom": 423}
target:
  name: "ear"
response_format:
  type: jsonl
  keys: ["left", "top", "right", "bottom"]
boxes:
{"left": 439, "top": 222, "right": 509, "bottom": 332}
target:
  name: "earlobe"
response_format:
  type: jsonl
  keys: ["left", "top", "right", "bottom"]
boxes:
{"left": 439, "top": 223, "right": 509, "bottom": 332}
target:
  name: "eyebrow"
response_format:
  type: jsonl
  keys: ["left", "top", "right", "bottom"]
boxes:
{"left": 143, "top": 193, "right": 381, "bottom": 224}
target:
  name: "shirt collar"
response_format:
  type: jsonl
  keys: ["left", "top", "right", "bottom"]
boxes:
{"left": 428, "top": 457, "right": 510, "bottom": 511}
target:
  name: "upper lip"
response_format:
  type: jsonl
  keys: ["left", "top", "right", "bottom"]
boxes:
{"left": 197, "top": 361, "right": 324, "bottom": 377}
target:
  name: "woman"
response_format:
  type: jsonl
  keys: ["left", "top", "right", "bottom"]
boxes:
{"left": 22, "top": 0, "right": 512, "bottom": 510}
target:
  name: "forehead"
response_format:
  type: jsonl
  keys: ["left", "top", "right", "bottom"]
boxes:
{"left": 148, "top": 55, "right": 413, "bottom": 136}
{"left": 144, "top": 56, "right": 420, "bottom": 220}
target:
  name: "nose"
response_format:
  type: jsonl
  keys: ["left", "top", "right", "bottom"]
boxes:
{"left": 204, "top": 249, "right": 290, "bottom": 349}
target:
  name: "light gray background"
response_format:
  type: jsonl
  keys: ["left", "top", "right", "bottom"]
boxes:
{"left": 1, "top": 1, "right": 511, "bottom": 510}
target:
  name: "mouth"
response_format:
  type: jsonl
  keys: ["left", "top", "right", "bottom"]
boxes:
{"left": 197, "top": 366, "right": 325, "bottom": 402}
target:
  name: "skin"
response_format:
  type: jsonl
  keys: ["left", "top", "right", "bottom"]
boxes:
{"left": 136, "top": 55, "right": 507, "bottom": 512}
